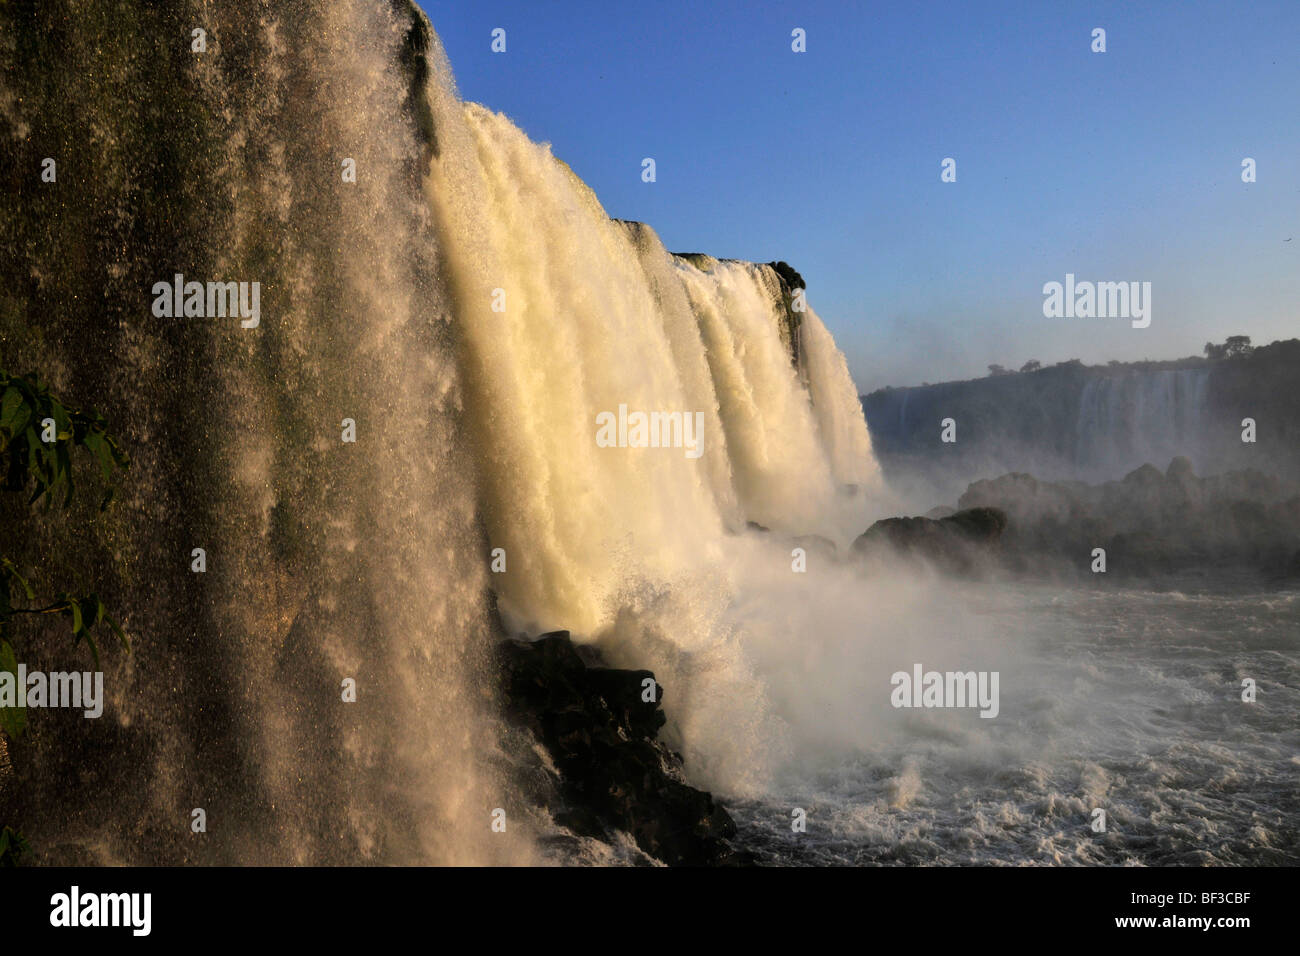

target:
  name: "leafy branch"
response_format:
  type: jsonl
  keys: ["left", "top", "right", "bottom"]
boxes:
{"left": 1, "top": 370, "right": 129, "bottom": 510}
{"left": 0, "top": 370, "right": 132, "bottom": 744}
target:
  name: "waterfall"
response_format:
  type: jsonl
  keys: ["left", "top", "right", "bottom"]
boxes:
{"left": 422, "top": 73, "right": 881, "bottom": 626}
{"left": 863, "top": 363, "right": 1220, "bottom": 503}
{"left": 3, "top": 0, "right": 511, "bottom": 866}
{"left": 1, "top": 0, "right": 880, "bottom": 861}
{"left": 419, "top": 46, "right": 882, "bottom": 791}
{"left": 1073, "top": 368, "right": 1212, "bottom": 477}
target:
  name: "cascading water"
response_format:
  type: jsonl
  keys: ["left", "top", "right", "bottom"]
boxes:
{"left": 2, "top": 0, "right": 882, "bottom": 862}
{"left": 2, "top": 0, "right": 514, "bottom": 865}
{"left": 419, "top": 40, "right": 887, "bottom": 797}
{"left": 1073, "top": 368, "right": 1212, "bottom": 476}
{"left": 862, "top": 363, "right": 1224, "bottom": 508}
{"left": 411, "top": 5, "right": 1294, "bottom": 871}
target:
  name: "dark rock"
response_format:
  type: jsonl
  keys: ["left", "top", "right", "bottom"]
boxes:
{"left": 396, "top": 1, "right": 439, "bottom": 164}
{"left": 852, "top": 506, "right": 1006, "bottom": 574}
{"left": 498, "top": 631, "right": 750, "bottom": 866}
{"left": 1123, "top": 463, "right": 1166, "bottom": 487}
{"left": 942, "top": 506, "right": 1008, "bottom": 540}
{"left": 766, "top": 260, "right": 805, "bottom": 291}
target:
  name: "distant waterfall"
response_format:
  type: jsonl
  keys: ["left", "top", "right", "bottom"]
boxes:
{"left": 862, "top": 364, "right": 1223, "bottom": 504}
{"left": 1073, "top": 368, "right": 1212, "bottom": 475}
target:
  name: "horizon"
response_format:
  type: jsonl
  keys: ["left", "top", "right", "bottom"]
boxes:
{"left": 860, "top": 330, "right": 1298, "bottom": 392}
{"left": 422, "top": 0, "right": 1300, "bottom": 392}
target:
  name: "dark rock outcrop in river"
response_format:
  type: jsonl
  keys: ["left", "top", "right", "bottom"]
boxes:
{"left": 497, "top": 631, "right": 748, "bottom": 866}
{"left": 853, "top": 506, "right": 1007, "bottom": 575}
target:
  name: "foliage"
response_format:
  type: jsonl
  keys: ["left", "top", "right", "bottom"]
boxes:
{"left": 1204, "top": 336, "right": 1253, "bottom": 360}
{"left": 1, "top": 370, "right": 129, "bottom": 510}
{"left": 0, "top": 370, "right": 131, "bottom": 738}
{"left": 0, "top": 369, "right": 132, "bottom": 862}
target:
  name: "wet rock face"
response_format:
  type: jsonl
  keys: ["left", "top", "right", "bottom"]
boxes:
{"left": 497, "top": 631, "right": 747, "bottom": 866}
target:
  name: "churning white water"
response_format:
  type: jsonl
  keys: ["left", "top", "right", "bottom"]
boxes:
{"left": 728, "top": 581, "right": 1300, "bottom": 865}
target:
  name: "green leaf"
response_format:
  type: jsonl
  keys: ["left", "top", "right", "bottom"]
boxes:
{"left": 105, "top": 612, "right": 130, "bottom": 653}
{"left": 0, "top": 639, "right": 26, "bottom": 739}
{"left": 1, "top": 559, "right": 35, "bottom": 600}
{"left": 0, "top": 369, "right": 128, "bottom": 509}
{"left": 0, "top": 386, "right": 25, "bottom": 439}
{"left": 81, "top": 630, "right": 101, "bottom": 669}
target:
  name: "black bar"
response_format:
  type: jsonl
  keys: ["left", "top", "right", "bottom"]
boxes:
{"left": 5, "top": 865, "right": 1285, "bottom": 942}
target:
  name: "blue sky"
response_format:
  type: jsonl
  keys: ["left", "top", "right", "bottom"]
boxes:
{"left": 419, "top": 0, "right": 1300, "bottom": 390}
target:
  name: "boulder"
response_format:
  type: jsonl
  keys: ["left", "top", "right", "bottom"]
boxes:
{"left": 497, "top": 631, "right": 747, "bottom": 866}
{"left": 853, "top": 506, "right": 1007, "bottom": 574}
